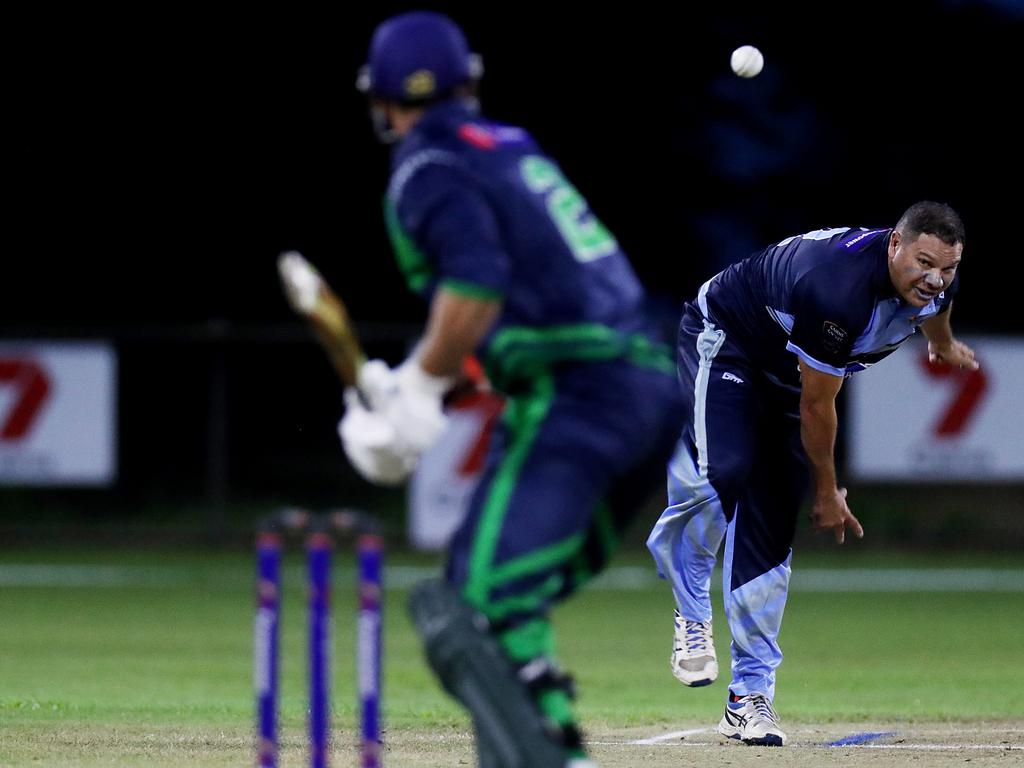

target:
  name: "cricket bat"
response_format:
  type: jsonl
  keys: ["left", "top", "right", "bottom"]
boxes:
{"left": 277, "top": 251, "right": 366, "bottom": 388}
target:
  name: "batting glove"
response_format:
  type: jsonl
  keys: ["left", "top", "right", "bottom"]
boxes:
{"left": 338, "top": 387, "right": 417, "bottom": 486}
{"left": 388, "top": 358, "right": 452, "bottom": 452}
{"left": 356, "top": 357, "right": 452, "bottom": 455}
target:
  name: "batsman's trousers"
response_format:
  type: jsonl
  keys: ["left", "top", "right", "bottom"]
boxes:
{"left": 446, "top": 358, "right": 684, "bottom": 667}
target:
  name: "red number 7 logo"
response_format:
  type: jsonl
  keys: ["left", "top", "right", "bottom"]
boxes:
{"left": 0, "top": 358, "right": 51, "bottom": 441}
{"left": 919, "top": 355, "right": 988, "bottom": 437}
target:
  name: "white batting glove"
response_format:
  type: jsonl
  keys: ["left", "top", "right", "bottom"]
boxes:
{"left": 337, "top": 387, "right": 417, "bottom": 486}
{"left": 356, "top": 357, "right": 452, "bottom": 455}
{"left": 387, "top": 358, "right": 453, "bottom": 453}
{"left": 356, "top": 359, "right": 399, "bottom": 411}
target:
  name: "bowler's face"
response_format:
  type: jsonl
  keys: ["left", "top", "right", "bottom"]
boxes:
{"left": 887, "top": 231, "right": 962, "bottom": 307}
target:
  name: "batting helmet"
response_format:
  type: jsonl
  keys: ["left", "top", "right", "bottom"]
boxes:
{"left": 356, "top": 12, "right": 483, "bottom": 104}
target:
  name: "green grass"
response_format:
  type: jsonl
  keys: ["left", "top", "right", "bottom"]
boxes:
{"left": 563, "top": 589, "right": 1024, "bottom": 724}
{"left": 0, "top": 549, "right": 1022, "bottom": 765}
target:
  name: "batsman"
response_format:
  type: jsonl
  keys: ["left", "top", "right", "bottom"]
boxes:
{"left": 339, "top": 12, "right": 684, "bottom": 767}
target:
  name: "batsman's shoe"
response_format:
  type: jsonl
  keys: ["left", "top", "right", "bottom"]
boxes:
{"left": 670, "top": 610, "right": 718, "bottom": 686}
{"left": 717, "top": 691, "right": 786, "bottom": 746}
{"left": 516, "top": 657, "right": 596, "bottom": 767}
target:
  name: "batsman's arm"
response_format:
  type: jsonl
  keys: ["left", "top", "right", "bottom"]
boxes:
{"left": 338, "top": 286, "right": 501, "bottom": 473}
{"left": 415, "top": 286, "right": 502, "bottom": 379}
{"left": 277, "top": 251, "right": 367, "bottom": 388}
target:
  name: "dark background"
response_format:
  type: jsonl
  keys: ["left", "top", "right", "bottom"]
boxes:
{"left": 3, "top": 1, "right": 1022, "bottom": 543}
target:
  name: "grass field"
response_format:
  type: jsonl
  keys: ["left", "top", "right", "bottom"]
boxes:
{"left": 1, "top": 548, "right": 1022, "bottom": 767}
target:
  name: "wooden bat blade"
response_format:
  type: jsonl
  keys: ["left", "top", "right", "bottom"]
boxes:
{"left": 278, "top": 251, "right": 367, "bottom": 387}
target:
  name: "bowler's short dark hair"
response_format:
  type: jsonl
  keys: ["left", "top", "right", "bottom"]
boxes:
{"left": 896, "top": 201, "right": 965, "bottom": 248}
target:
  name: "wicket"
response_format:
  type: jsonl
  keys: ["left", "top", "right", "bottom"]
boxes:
{"left": 255, "top": 508, "right": 383, "bottom": 768}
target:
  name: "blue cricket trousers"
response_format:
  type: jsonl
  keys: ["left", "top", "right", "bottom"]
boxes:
{"left": 648, "top": 300, "right": 808, "bottom": 698}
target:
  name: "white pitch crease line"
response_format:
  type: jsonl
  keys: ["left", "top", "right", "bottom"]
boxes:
{"left": 590, "top": 739, "right": 1022, "bottom": 751}
{"left": 627, "top": 728, "right": 710, "bottom": 745}
{"left": 831, "top": 744, "right": 1022, "bottom": 751}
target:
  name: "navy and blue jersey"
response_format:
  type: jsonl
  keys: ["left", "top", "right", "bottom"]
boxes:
{"left": 699, "top": 227, "right": 958, "bottom": 388}
{"left": 384, "top": 101, "right": 669, "bottom": 392}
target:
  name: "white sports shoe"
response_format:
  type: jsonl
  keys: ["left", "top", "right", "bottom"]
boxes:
{"left": 670, "top": 609, "right": 718, "bottom": 686}
{"left": 716, "top": 691, "right": 786, "bottom": 746}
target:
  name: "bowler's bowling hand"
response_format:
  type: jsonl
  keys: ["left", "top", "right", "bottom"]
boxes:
{"left": 928, "top": 338, "right": 978, "bottom": 370}
{"left": 810, "top": 487, "right": 864, "bottom": 545}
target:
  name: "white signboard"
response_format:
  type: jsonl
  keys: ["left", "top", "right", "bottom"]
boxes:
{"left": 848, "top": 335, "right": 1024, "bottom": 481}
{"left": 0, "top": 342, "right": 117, "bottom": 485}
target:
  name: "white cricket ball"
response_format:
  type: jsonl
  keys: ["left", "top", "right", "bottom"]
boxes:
{"left": 730, "top": 45, "right": 764, "bottom": 78}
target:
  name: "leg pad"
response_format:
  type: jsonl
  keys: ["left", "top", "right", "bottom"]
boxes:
{"left": 408, "top": 579, "right": 569, "bottom": 768}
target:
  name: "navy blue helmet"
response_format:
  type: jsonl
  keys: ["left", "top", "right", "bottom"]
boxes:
{"left": 356, "top": 12, "right": 483, "bottom": 104}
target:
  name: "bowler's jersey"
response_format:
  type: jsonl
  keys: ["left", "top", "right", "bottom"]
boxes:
{"left": 384, "top": 101, "right": 669, "bottom": 392}
{"left": 700, "top": 227, "right": 958, "bottom": 388}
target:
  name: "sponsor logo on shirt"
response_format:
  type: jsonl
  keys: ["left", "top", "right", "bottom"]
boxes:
{"left": 843, "top": 229, "right": 881, "bottom": 249}
{"left": 822, "top": 321, "right": 849, "bottom": 354}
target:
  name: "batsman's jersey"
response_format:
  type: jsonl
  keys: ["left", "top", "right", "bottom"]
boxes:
{"left": 700, "top": 226, "right": 958, "bottom": 387}
{"left": 385, "top": 101, "right": 665, "bottom": 392}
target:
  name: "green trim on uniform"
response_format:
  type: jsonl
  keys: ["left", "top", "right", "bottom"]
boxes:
{"left": 440, "top": 278, "right": 505, "bottom": 300}
{"left": 538, "top": 688, "right": 576, "bottom": 728}
{"left": 495, "top": 611, "right": 576, "bottom": 732}
{"left": 497, "top": 619, "right": 577, "bottom": 730}
{"left": 497, "top": 616, "right": 555, "bottom": 662}
{"left": 485, "top": 531, "right": 585, "bottom": 591}
{"left": 484, "top": 573, "right": 565, "bottom": 621}
{"left": 384, "top": 198, "right": 433, "bottom": 294}
{"left": 483, "top": 323, "right": 674, "bottom": 392}
{"left": 464, "top": 373, "right": 557, "bottom": 611}
{"left": 499, "top": 618, "right": 581, "bottom": 729}
{"left": 625, "top": 334, "right": 677, "bottom": 374}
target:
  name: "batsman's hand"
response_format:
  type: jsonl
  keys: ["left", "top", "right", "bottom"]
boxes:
{"left": 337, "top": 387, "right": 417, "bottom": 486}
{"left": 809, "top": 487, "right": 864, "bottom": 545}
{"left": 338, "top": 358, "right": 453, "bottom": 485}
{"left": 358, "top": 358, "right": 452, "bottom": 455}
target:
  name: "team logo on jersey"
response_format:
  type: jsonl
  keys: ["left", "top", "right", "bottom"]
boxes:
{"left": 822, "top": 321, "right": 849, "bottom": 354}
